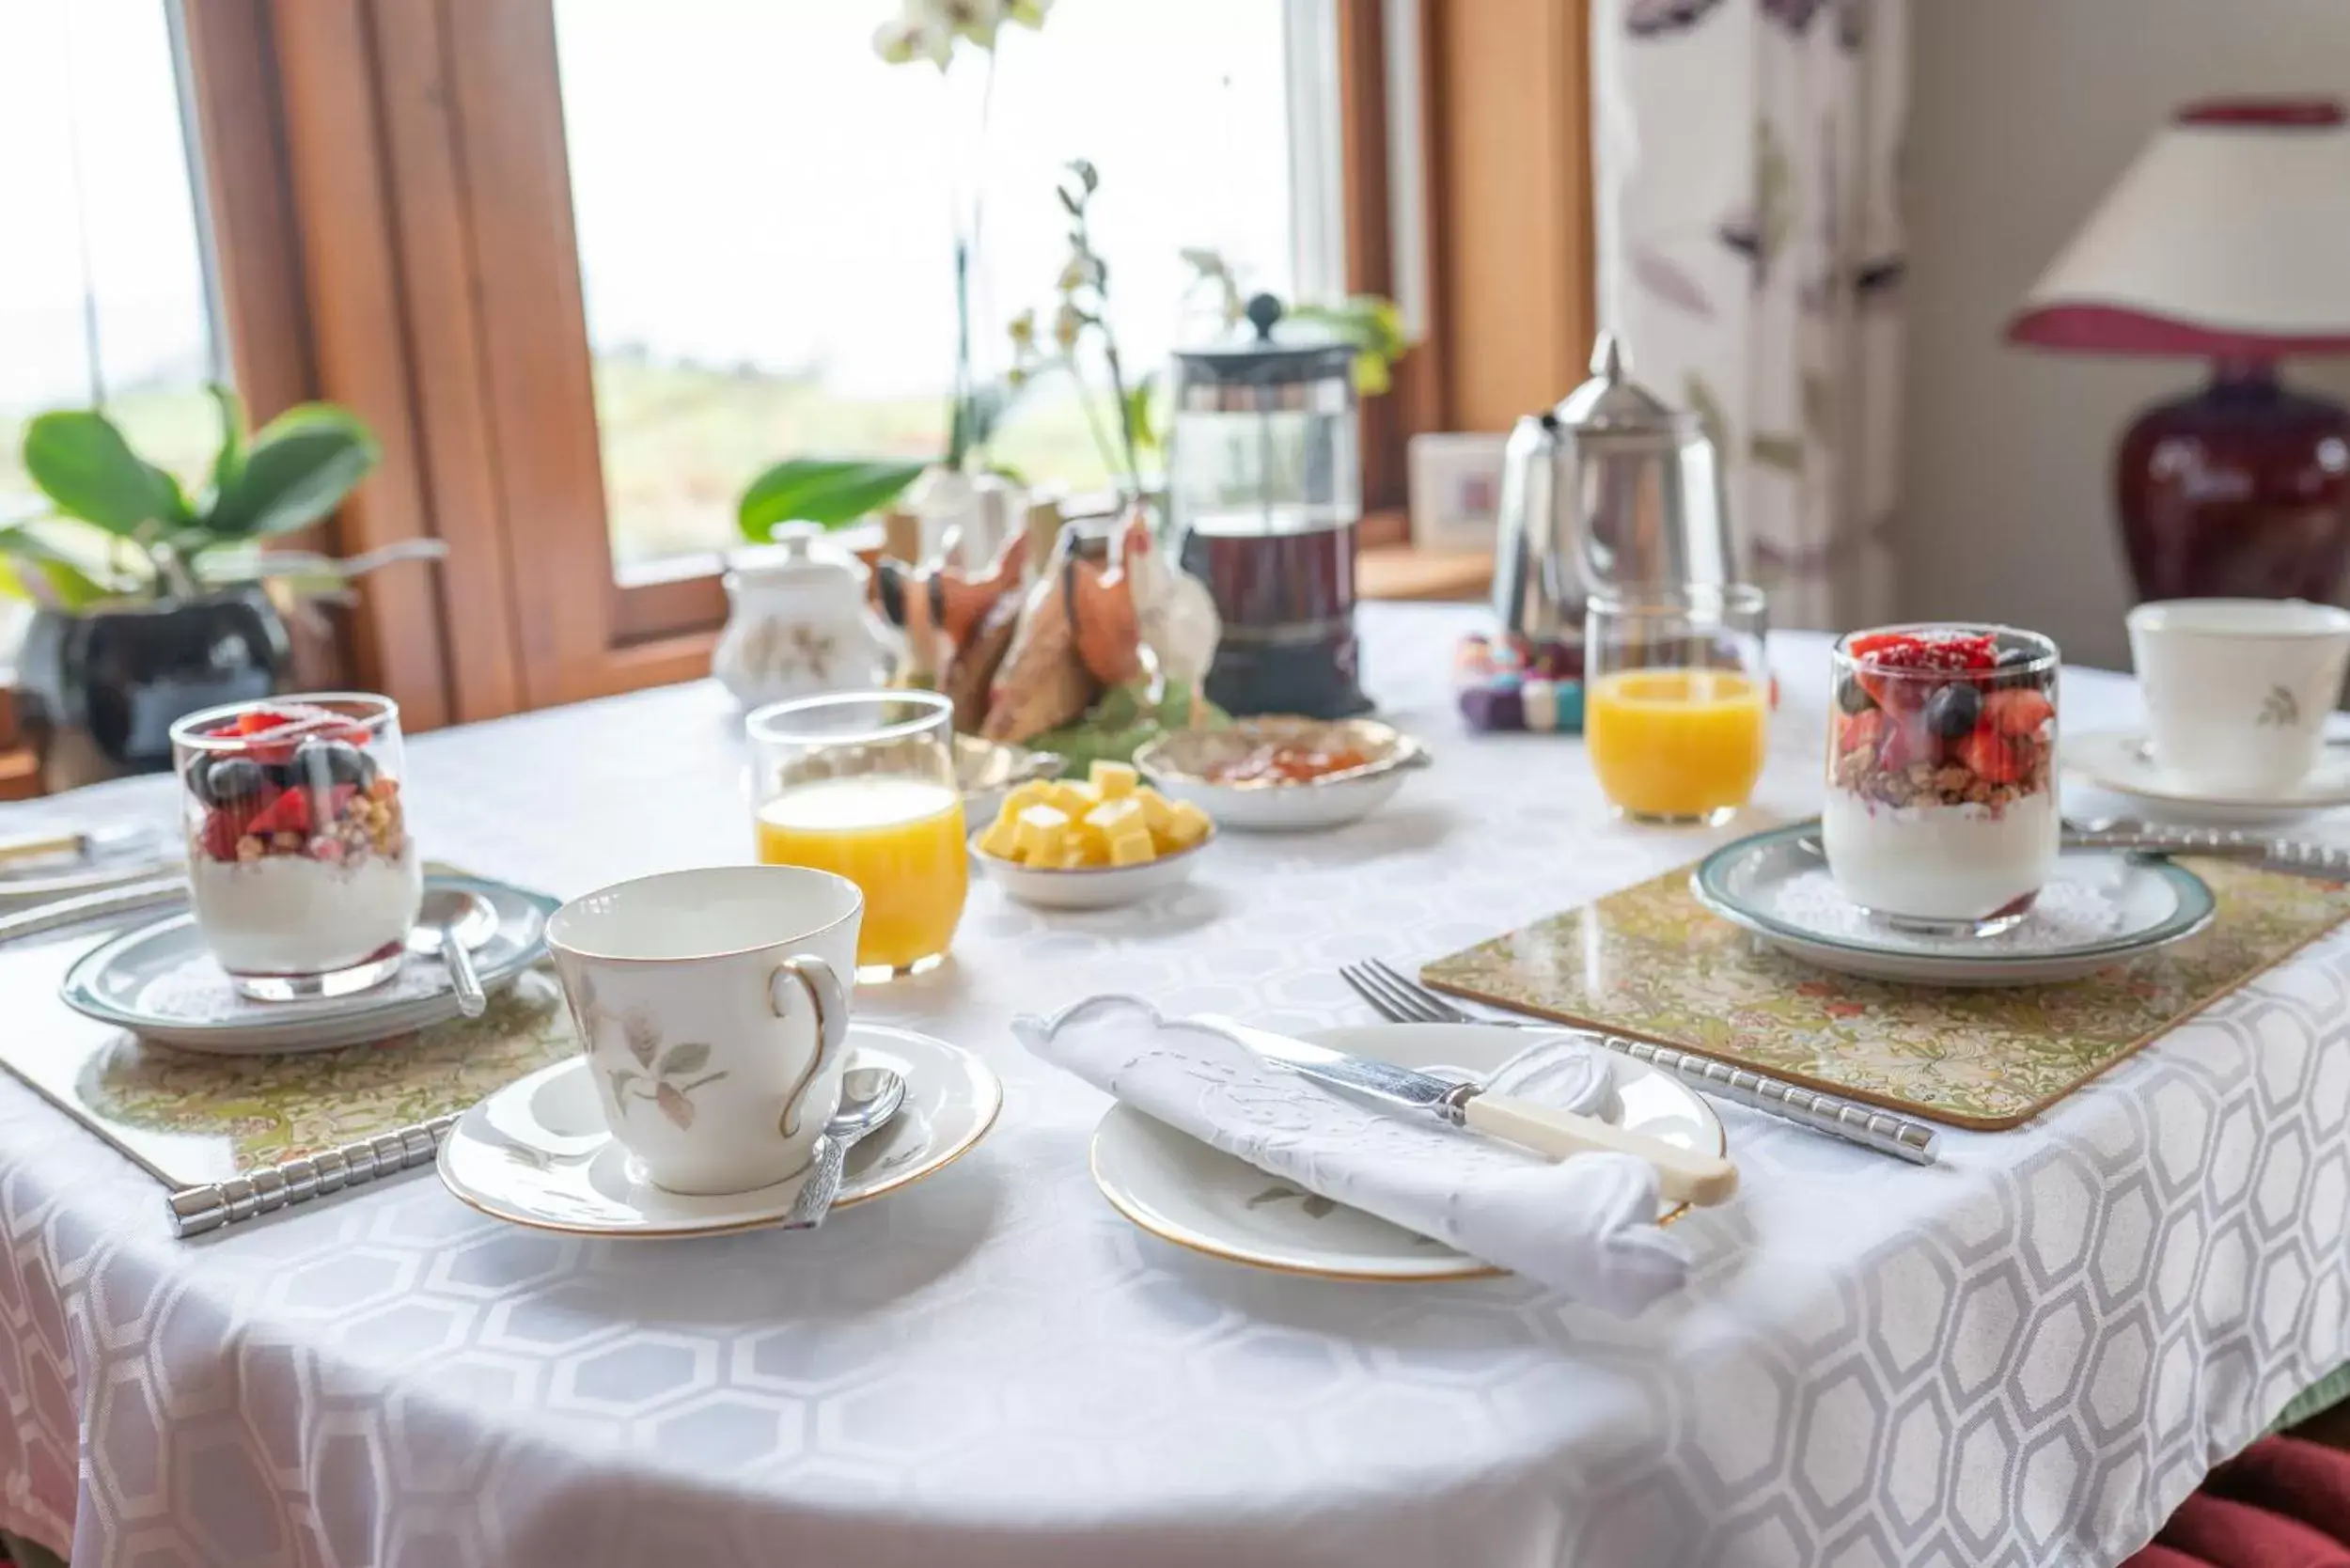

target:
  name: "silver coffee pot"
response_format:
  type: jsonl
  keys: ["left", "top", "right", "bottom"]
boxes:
{"left": 1491, "top": 332, "right": 1736, "bottom": 640}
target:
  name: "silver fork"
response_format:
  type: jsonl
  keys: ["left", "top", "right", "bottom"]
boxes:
{"left": 1340, "top": 959, "right": 1939, "bottom": 1166}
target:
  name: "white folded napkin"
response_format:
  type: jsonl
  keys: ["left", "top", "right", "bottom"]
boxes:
{"left": 1013, "top": 995, "right": 1692, "bottom": 1313}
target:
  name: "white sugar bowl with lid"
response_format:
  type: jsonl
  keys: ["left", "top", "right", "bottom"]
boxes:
{"left": 713, "top": 523, "right": 901, "bottom": 710}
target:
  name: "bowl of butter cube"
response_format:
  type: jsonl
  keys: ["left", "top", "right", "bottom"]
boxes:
{"left": 971, "top": 760, "right": 1215, "bottom": 910}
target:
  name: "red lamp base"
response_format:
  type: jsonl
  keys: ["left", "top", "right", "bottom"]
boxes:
{"left": 2116, "top": 362, "right": 2350, "bottom": 602}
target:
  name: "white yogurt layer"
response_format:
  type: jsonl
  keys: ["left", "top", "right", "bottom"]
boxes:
{"left": 190, "top": 850, "right": 423, "bottom": 976}
{"left": 1821, "top": 789, "right": 2060, "bottom": 922}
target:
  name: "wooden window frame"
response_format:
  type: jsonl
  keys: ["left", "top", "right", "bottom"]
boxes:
{"left": 175, "top": 0, "right": 1593, "bottom": 723}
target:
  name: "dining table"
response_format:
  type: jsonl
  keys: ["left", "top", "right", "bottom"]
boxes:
{"left": 1, "top": 602, "right": 2346, "bottom": 1568}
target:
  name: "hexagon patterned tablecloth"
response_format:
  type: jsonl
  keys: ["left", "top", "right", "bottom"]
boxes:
{"left": 0, "top": 605, "right": 2345, "bottom": 1568}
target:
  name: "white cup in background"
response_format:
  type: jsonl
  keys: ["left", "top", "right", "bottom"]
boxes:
{"left": 547, "top": 866, "right": 859, "bottom": 1195}
{"left": 2127, "top": 598, "right": 2350, "bottom": 796}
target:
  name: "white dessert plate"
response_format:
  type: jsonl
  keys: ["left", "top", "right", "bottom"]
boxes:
{"left": 1135, "top": 716, "right": 1429, "bottom": 832}
{"left": 971, "top": 831, "right": 1212, "bottom": 910}
{"left": 436, "top": 1023, "right": 1001, "bottom": 1237}
{"left": 2067, "top": 729, "right": 2350, "bottom": 825}
{"left": 58, "top": 873, "right": 556, "bottom": 1054}
{"left": 1693, "top": 822, "right": 2217, "bottom": 987}
{"left": 1087, "top": 1023, "right": 1721, "bottom": 1282}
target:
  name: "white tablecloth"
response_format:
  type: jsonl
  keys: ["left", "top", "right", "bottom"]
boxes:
{"left": 2, "top": 605, "right": 2346, "bottom": 1568}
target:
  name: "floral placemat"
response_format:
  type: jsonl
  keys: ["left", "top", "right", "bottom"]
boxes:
{"left": 1422, "top": 857, "right": 2350, "bottom": 1129}
{"left": 0, "top": 918, "right": 575, "bottom": 1193}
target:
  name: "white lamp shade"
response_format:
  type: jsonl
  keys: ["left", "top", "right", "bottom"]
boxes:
{"left": 2009, "top": 99, "right": 2350, "bottom": 357}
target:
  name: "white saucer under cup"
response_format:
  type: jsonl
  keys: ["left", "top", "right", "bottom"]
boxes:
{"left": 2128, "top": 598, "right": 2350, "bottom": 796}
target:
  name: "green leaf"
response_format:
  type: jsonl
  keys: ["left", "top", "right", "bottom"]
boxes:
{"left": 0, "top": 525, "right": 115, "bottom": 609}
{"left": 657, "top": 1041, "right": 712, "bottom": 1075}
{"left": 206, "top": 404, "right": 380, "bottom": 539}
{"left": 205, "top": 383, "right": 247, "bottom": 508}
{"left": 1749, "top": 431, "right": 1807, "bottom": 474}
{"left": 1122, "top": 372, "right": 1160, "bottom": 455}
{"left": 1684, "top": 373, "right": 1731, "bottom": 462}
{"left": 21, "top": 411, "right": 187, "bottom": 535}
{"left": 736, "top": 457, "right": 926, "bottom": 541}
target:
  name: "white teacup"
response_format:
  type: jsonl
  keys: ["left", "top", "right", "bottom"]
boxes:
{"left": 546, "top": 866, "right": 860, "bottom": 1195}
{"left": 2128, "top": 598, "right": 2350, "bottom": 796}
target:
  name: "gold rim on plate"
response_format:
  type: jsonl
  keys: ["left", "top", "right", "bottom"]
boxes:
{"left": 440, "top": 1038, "right": 1002, "bottom": 1239}
{"left": 1085, "top": 1102, "right": 1723, "bottom": 1283}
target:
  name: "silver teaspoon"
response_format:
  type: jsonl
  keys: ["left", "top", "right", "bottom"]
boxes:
{"left": 406, "top": 887, "right": 499, "bottom": 1018}
{"left": 781, "top": 1067, "right": 907, "bottom": 1231}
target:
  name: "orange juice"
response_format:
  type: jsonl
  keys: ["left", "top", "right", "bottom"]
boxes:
{"left": 1586, "top": 668, "right": 1767, "bottom": 821}
{"left": 755, "top": 777, "right": 968, "bottom": 972}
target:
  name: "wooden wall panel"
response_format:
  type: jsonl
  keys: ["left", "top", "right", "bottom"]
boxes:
{"left": 1426, "top": 0, "right": 1595, "bottom": 432}
{"left": 368, "top": 0, "right": 529, "bottom": 722}
{"left": 267, "top": 0, "right": 456, "bottom": 727}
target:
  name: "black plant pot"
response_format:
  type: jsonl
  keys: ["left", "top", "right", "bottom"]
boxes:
{"left": 19, "top": 587, "right": 290, "bottom": 776}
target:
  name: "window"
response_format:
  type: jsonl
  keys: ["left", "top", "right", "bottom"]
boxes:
{"left": 124, "top": 0, "right": 1547, "bottom": 726}
{"left": 0, "top": 0, "right": 223, "bottom": 510}
{"left": 552, "top": 0, "right": 1305, "bottom": 574}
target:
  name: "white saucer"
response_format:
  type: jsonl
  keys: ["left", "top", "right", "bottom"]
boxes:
{"left": 2068, "top": 729, "right": 2350, "bottom": 826}
{"left": 58, "top": 874, "right": 556, "bottom": 1054}
{"left": 1087, "top": 1023, "right": 1722, "bottom": 1282}
{"left": 436, "top": 1023, "right": 1001, "bottom": 1237}
{"left": 1693, "top": 823, "right": 2217, "bottom": 987}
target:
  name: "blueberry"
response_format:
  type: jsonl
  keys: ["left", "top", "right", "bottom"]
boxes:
{"left": 1925, "top": 682, "right": 1982, "bottom": 740}
{"left": 1988, "top": 647, "right": 2037, "bottom": 690}
{"left": 1836, "top": 675, "right": 1875, "bottom": 714}
{"left": 196, "top": 757, "right": 269, "bottom": 806}
{"left": 290, "top": 738, "right": 376, "bottom": 791}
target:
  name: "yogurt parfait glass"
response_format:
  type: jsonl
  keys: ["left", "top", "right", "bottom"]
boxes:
{"left": 1823, "top": 625, "right": 2060, "bottom": 935}
{"left": 169, "top": 694, "right": 423, "bottom": 999}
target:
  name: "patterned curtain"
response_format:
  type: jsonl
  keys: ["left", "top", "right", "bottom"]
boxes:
{"left": 1593, "top": 0, "right": 1909, "bottom": 630}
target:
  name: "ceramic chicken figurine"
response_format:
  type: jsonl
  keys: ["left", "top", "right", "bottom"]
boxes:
{"left": 874, "top": 533, "right": 1029, "bottom": 729}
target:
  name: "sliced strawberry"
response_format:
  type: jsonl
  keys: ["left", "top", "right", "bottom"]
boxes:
{"left": 1983, "top": 687, "right": 2054, "bottom": 738}
{"left": 201, "top": 808, "right": 247, "bottom": 861}
{"left": 1956, "top": 728, "right": 2022, "bottom": 784}
{"left": 1878, "top": 714, "right": 1935, "bottom": 773}
{"left": 1839, "top": 709, "right": 1883, "bottom": 756}
{"left": 1846, "top": 632, "right": 1921, "bottom": 661}
{"left": 245, "top": 787, "right": 315, "bottom": 839}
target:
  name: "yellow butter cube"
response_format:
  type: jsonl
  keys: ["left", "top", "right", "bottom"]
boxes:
{"left": 1161, "top": 801, "right": 1213, "bottom": 850}
{"left": 1012, "top": 803, "right": 1071, "bottom": 863}
{"left": 1002, "top": 781, "right": 1053, "bottom": 816}
{"left": 1056, "top": 840, "right": 1095, "bottom": 869}
{"left": 1089, "top": 760, "right": 1140, "bottom": 799}
{"left": 1083, "top": 796, "right": 1145, "bottom": 838}
{"left": 1044, "top": 781, "right": 1095, "bottom": 816}
{"left": 1136, "top": 788, "right": 1177, "bottom": 836}
{"left": 977, "top": 813, "right": 1023, "bottom": 860}
{"left": 1105, "top": 829, "right": 1156, "bottom": 867}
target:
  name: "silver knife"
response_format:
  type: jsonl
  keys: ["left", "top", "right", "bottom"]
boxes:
{"left": 1199, "top": 1015, "right": 1740, "bottom": 1206}
{"left": 0, "top": 875, "right": 188, "bottom": 947}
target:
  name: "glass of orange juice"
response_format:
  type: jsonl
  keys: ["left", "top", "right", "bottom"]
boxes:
{"left": 1585, "top": 585, "right": 1769, "bottom": 825}
{"left": 747, "top": 692, "right": 967, "bottom": 980}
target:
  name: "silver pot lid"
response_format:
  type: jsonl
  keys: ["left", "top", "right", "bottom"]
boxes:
{"left": 1548, "top": 332, "right": 1697, "bottom": 436}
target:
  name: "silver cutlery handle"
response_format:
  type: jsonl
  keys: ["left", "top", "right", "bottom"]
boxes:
{"left": 2070, "top": 824, "right": 2350, "bottom": 879}
{"left": 1593, "top": 1034, "right": 1940, "bottom": 1165}
{"left": 445, "top": 935, "right": 488, "bottom": 1017}
{"left": 781, "top": 1135, "right": 847, "bottom": 1231}
{"left": 0, "top": 875, "right": 187, "bottom": 948}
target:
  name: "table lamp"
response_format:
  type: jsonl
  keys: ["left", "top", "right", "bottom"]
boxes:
{"left": 2007, "top": 98, "right": 2350, "bottom": 603}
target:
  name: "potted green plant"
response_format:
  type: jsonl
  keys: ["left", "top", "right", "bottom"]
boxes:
{"left": 3, "top": 386, "right": 433, "bottom": 777}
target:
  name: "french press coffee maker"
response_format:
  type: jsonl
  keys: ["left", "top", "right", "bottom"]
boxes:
{"left": 1168, "top": 295, "right": 1372, "bottom": 718}
{"left": 1491, "top": 332, "right": 1738, "bottom": 644}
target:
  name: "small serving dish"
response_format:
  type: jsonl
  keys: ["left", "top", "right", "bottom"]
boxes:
{"left": 971, "top": 832, "right": 1213, "bottom": 910}
{"left": 1135, "top": 716, "right": 1428, "bottom": 832}
{"left": 954, "top": 734, "right": 1065, "bottom": 824}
